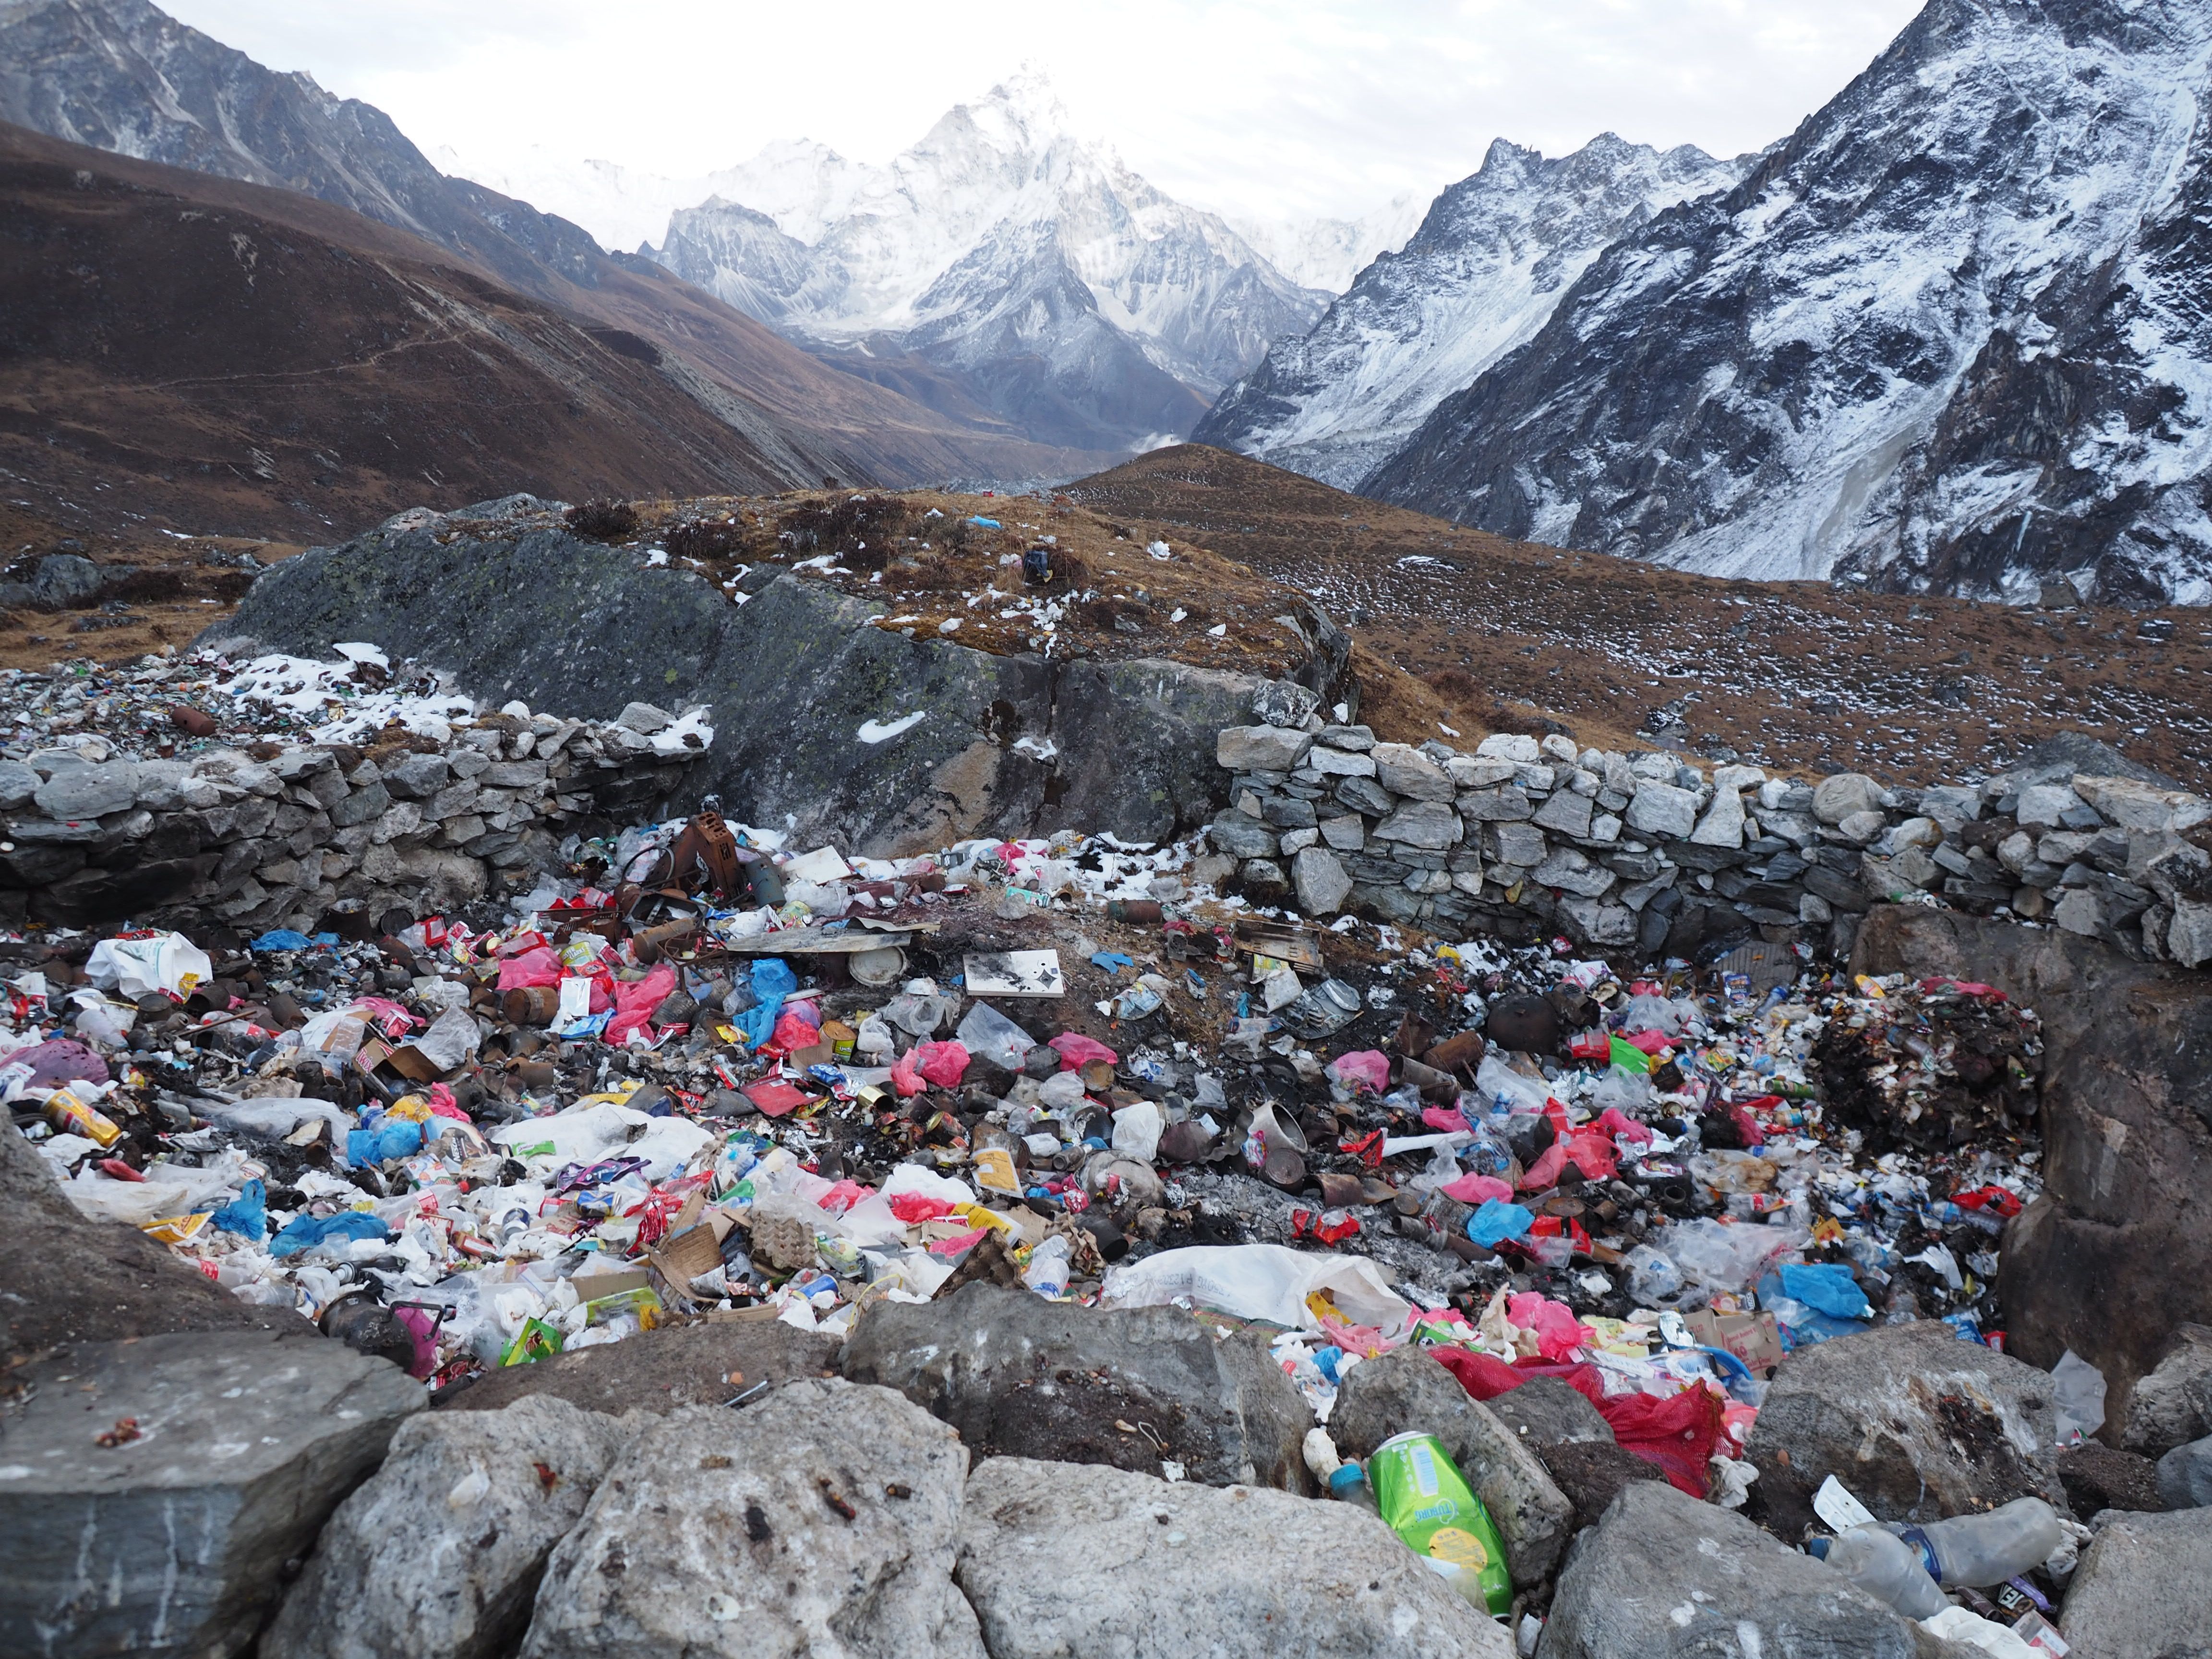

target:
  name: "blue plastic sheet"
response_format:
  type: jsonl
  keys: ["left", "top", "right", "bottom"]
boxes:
{"left": 252, "top": 929, "right": 313, "bottom": 952}
{"left": 347, "top": 1118, "right": 426, "bottom": 1167}
{"left": 732, "top": 957, "right": 796, "bottom": 1049}
{"left": 212, "top": 1178, "right": 267, "bottom": 1239}
{"left": 1467, "top": 1198, "right": 1536, "bottom": 1248}
{"left": 1778, "top": 1262, "right": 1874, "bottom": 1321}
{"left": 270, "top": 1210, "right": 392, "bottom": 1258}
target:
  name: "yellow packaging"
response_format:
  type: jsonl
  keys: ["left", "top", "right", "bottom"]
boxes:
{"left": 48, "top": 1087, "right": 123, "bottom": 1148}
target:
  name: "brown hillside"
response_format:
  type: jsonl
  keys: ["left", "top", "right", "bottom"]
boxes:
{"left": 1064, "top": 446, "right": 2212, "bottom": 791}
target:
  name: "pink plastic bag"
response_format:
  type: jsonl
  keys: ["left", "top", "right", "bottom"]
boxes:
{"left": 1589, "top": 1107, "right": 1654, "bottom": 1146}
{"left": 890, "top": 1047, "right": 926, "bottom": 1097}
{"left": 1049, "top": 1032, "right": 1118, "bottom": 1070}
{"left": 605, "top": 963, "right": 677, "bottom": 1045}
{"left": 1422, "top": 1104, "right": 1471, "bottom": 1133}
{"left": 1518, "top": 1130, "right": 1621, "bottom": 1191}
{"left": 914, "top": 1040, "right": 970, "bottom": 1088}
{"left": 1441, "top": 1172, "right": 1515, "bottom": 1206}
{"left": 1506, "top": 1291, "right": 1597, "bottom": 1360}
{"left": 1327, "top": 1049, "right": 1391, "bottom": 1094}
{"left": 496, "top": 948, "right": 564, "bottom": 991}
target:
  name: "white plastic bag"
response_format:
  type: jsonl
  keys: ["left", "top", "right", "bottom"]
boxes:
{"left": 1103, "top": 1244, "right": 1411, "bottom": 1334}
{"left": 1475, "top": 1052, "right": 1554, "bottom": 1114}
{"left": 85, "top": 932, "right": 212, "bottom": 1002}
{"left": 1110, "top": 1101, "right": 1163, "bottom": 1162}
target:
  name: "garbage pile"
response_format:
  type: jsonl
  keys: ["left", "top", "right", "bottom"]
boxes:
{"left": 15, "top": 773, "right": 2206, "bottom": 1656}
{"left": 7, "top": 784, "right": 2040, "bottom": 1397}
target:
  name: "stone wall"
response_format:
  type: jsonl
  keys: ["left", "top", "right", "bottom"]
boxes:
{"left": 1204, "top": 711, "right": 2212, "bottom": 966}
{"left": 0, "top": 710, "right": 694, "bottom": 931}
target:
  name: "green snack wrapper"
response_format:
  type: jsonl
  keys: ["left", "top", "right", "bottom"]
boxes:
{"left": 1367, "top": 1431, "right": 1513, "bottom": 1613}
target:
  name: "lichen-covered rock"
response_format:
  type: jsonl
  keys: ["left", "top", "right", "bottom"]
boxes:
{"left": 520, "top": 1379, "right": 982, "bottom": 1659}
{"left": 956, "top": 1456, "right": 1512, "bottom": 1659}
{"left": 264, "top": 1396, "right": 631, "bottom": 1659}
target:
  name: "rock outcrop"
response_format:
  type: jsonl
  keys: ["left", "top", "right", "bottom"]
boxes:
{"left": 1744, "top": 1321, "right": 2070, "bottom": 1530}
{"left": 1852, "top": 906, "right": 2212, "bottom": 1408}
{"left": 2059, "top": 1508, "right": 2212, "bottom": 1659}
{"left": 218, "top": 499, "right": 1266, "bottom": 856}
{"left": 1538, "top": 1480, "right": 1929, "bottom": 1659}
{"left": 955, "top": 1455, "right": 1513, "bottom": 1659}
{"left": 264, "top": 1396, "right": 632, "bottom": 1659}
{"left": 0, "top": 1328, "right": 422, "bottom": 1658}
{"left": 520, "top": 1378, "right": 983, "bottom": 1659}
{"left": 839, "top": 1282, "right": 1309, "bottom": 1492}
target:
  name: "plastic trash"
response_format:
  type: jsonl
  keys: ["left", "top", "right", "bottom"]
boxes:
{"left": 1475, "top": 1052, "right": 1553, "bottom": 1115}
{"left": 2049, "top": 1349, "right": 2107, "bottom": 1444}
{"left": 1111, "top": 1100, "right": 1163, "bottom": 1161}
{"left": 1467, "top": 1199, "right": 1535, "bottom": 1247}
{"left": 269, "top": 1210, "right": 394, "bottom": 1259}
{"left": 1823, "top": 1497, "right": 2065, "bottom": 1617}
{"left": 1657, "top": 1216, "right": 1810, "bottom": 1297}
{"left": 1777, "top": 1262, "right": 1875, "bottom": 1321}
{"left": 955, "top": 1001, "right": 1033, "bottom": 1072}
{"left": 1102, "top": 1244, "right": 1411, "bottom": 1333}
{"left": 86, "top": 931, "right": 213, "bottom": 1001}
{"left": 1367, "top": 1432, "right": 1513, "bottom": 1613}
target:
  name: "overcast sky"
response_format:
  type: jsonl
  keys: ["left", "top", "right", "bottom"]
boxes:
{"left": 160, "top": 0, "right": 1927, "bottom": 224}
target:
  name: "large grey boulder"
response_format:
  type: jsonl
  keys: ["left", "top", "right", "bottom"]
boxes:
{"left": 217, "top": 504, "right": 1284, "bottom": 854}
{"left": 955, "top": 1456, "right": 1512, "bottom": 1659}
{"left": 0, "top": 1329, "right": 423, "bottom": 1658}
{"left": 2159, "top": 1434, "right": 2212, "bottom": 1510}
{"left": 1538, "top": 1480, "right": 1925, "bottom": 1659}
{"left": 0, "top": 1120, "right": 300, "bottom": 1358}
{"left": 264, "top": 1395, "right": 631, "bottom": 1659}
{"left": 1327, "top": 1346, "right": 1575, "bottom": 1585}
{"left": 1485, "top": 1376, "right": 1614, "bottom": 1449}
{"left": 2058, "top": 1507, "right": 2212, "bottom": 1659}
{"left": 1745, "top": 1321, "right": 2069, "bottom": 1527}
{"left": 2118, "top": 1324, "right": 2212, "bottom": 1458}
{"left": 1293, "top": 844, "right": 1352, "bottom": 914}
{"left": 520, "top": 1378, "right": 982, "bottom": 1659}
{"left": 839, "top": 1282, "right": 1309, "bottom": 1491}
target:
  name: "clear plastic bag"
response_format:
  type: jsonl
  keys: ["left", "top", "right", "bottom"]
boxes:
{"left": 955, "top": 1001, "right": 1033, "bottom": 1072}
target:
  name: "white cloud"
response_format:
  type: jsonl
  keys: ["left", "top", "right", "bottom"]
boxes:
{"left": 158, "top": 0, "right": 1925, "bottom": 223}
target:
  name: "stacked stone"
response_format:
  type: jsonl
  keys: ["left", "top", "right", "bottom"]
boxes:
{"left": 1207, "top": 694, "right": 2212, "bottom": 965}
{"left": 0, "top": 703, "right": 698, "bottom": 931}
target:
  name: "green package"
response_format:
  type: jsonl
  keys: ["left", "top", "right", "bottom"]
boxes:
{"left": 1367, "top": 1431, "right": 1513, "bottom": 1614}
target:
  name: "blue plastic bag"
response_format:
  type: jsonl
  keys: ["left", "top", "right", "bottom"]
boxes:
{"left": 347, "top": 1118, "right": 426, "bottom": 1167}
{"left": 1778, "top": 1262, "right": 1874, "bottom": 1321}
{"left": 1467, "top": 1199, "right": 1536, "bottom": 1248}
{"left": 212, "top": 1178, "right": 267, "bottom": 1239}
{"left": 270, "top": 1210, "right": 392, "bottom": 1258}
{"left": 733, "top": 957, "right": 796, "bottom": 1049}
{"left": 251, "top": 928, "right": 313, "bottom": 952}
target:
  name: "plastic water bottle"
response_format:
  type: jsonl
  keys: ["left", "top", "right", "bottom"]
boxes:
{"left": 1820, "top": 1526, "right": 1949, "bottom": 1618}
{"left": 1909, "top": 1497, "right": 2064, "bottom": 1589}
{"left": 1823, "top": 1498, "right": 2062, "bottom": 1616}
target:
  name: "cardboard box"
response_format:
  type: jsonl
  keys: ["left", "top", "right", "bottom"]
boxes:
{"left": 1683, "top": 1307, "right": 1785, "bottom": 1377}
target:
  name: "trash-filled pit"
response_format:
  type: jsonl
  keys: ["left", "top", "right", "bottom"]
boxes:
{"left": 14, "top": 813, "right": 2109, "bottom": 1644}
{"left": 8, "top": 647, "right": 2207, "bottom": 1659}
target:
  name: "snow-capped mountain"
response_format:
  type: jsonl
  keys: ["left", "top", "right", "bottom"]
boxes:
{"left": 644, "top": 71, "right": 1330, "bottom": 453}
{"left": 1366, "top": 0, "right": 2212, "bottom": 606}
{"left": 1228, "top": 194, "right": 1429, "bottom": 294}
{"left": 1196, "top": 136, "right": 1748, "bottom": 489}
